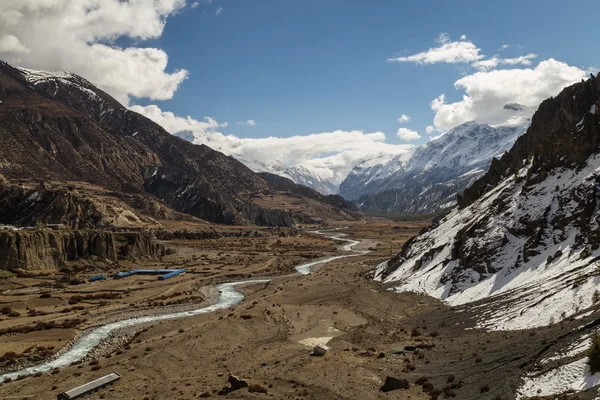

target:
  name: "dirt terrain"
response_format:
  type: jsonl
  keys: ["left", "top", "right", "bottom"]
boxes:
{"left": 0, "top": 219, "right": 584, "bottom": 400}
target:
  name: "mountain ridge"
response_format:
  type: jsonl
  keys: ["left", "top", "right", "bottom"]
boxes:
{"left": 340, "top": 120, "right": 529, "bottom": 214}
{"left": 0, "top": 61, "right": 356, "bottom": 227}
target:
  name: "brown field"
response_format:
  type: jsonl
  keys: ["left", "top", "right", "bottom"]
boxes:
{"left": 0, "top": 219, "right": 549, "bottom": 400}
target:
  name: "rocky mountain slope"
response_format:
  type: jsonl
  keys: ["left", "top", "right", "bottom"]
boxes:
{"left": 340, "top": 120, "right": 529, "bottom": 215}
{"left": 376, "top": 73, "right": 600, "bottom": 322}
{"left": 236, "top": 159, "right": 339, "bottom": 196}
{"left": 0, "top": 61, "right": 354, "bottom": 227}
{"left": 257, "top": 172, "right": 360, "bottom": 222}
{"left": 374, "top": 73, "right": 600, "bottom": 398}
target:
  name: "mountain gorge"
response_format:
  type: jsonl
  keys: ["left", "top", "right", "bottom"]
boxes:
{"left": 340, "top": 120, "right": 529, "bottom": 215}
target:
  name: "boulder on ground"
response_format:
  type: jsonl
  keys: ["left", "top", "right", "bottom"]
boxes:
{"left": 311, "top": 344, "right": 329, "bottom": 356}
{"left": 380, "top": 376, "right": 410, "bottom": 392}
{"left": 228, "top": 374, "right": 248, "bottom": 390}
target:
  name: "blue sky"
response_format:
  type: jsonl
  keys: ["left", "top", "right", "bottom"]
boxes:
{"left": 141, "top": 0, "right": 598, "bottom": 145}
{"left": 1, "top": 0, "right": 597, "bottom": 185}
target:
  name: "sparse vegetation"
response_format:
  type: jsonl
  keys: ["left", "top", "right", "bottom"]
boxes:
{"left": 580, "top": 247, "right": 592, "bottom": 260}
{"left": 588, "top": 334, "right": 600, "bottom": 373}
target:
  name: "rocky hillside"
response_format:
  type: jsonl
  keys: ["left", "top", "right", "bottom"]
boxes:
{"left": 375, "top": 73, "right": 600, "bottom": 333}
{"left": 0, "top": 61, "right": 298, "bottom": 226}
{"left": 340, "top": 121, "right": 528, "bottom": 215}
{"left": 258, "top": 172, "right": 357, "bottom": 211}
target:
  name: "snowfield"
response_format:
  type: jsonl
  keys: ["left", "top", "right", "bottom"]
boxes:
{"left": 518, "top": 357, "right": 600, "bottom": 399}
{"left": 377, "top": 153, "right": 600, "bottom": 331}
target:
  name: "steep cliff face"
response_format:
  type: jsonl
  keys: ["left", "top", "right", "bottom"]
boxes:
{"left": 376, "top": 74, "right": 600, "bottom": 331}
{"left": 0, "top": 230, "right": 165, "bottom": 271}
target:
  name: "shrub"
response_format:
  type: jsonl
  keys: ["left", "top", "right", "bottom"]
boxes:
{"left": 580, "top": 247, "right": 592, "bottom": 260}
{"left": 588, "top": 334, "right": 600, "bottom": 373}
{"left": 593, "top": 290, "right": 600, "bottom": 304}
{"left": 415, "top": 376, "right": 429, "bottom": 385}
{"left": 248, "top": 383, "right": 268, "bottom": 394}
{"left": 422, "top": 382, "right": 434, "bottom": 393}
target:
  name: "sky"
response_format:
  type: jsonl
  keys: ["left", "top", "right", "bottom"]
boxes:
{"left": 0, "top": 0, "right": 598, "bottom": 185}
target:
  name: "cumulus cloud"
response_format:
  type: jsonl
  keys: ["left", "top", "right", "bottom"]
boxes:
{"left": 430, "top": 59, "right": 587, "bottom": 131}
{"left": 237, "top": 119, "right": 256, "bottom": 127}
{"left": 397, "top": 127, "right": 421, "bottom": 142}
{"left": 389, "top": 34, "right": 484, "bottom": 65}
{"left": 472, "top": 54, "right": 537, "bottom": 71}
{"left": 397, "top": 114, "right": 411, "bottom": 123}
{"left": 0, "top": 0, "right": 192, "bottom": 105}
{"left": 131, "top": 104, "right": 414, "bottom": 184}
{"left": 215, "top": 7, "right": 223, "bottom": 15}
{"left": 391, "top": 34, "right": 589, "bottom": 134}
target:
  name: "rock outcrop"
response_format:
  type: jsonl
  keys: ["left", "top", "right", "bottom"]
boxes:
{"left": 0, "top": 230, "right": 165, "bottom": 271}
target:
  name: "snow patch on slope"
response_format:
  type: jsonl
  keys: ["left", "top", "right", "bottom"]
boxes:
{"left": 377, "top": 153, "right": 600, "bottom": 331}
{"left": 518, "top": 357, "right": 600, "bottom": 399}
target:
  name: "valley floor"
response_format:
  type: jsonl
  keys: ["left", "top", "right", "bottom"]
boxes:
{"left": 0, "top": 220, "right": 598, "bottom": 400}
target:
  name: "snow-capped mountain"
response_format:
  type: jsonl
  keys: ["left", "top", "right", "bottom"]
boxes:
{"left": 236, "top": 159, "right": 339, "bottom": 195}
{"left": 339, "top": 119, "right": 529, "bottom": 214}
{"left": 376, "top": 73, "right": 600, "bottom": 331}
{"left": 374, "top": 72, "right": 600, "bottom": 399}
{"left": 171, "top": 133, "right": 339, "bottom": 195}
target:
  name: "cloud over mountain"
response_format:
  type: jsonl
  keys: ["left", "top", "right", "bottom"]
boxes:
{"left": 0, "top": 0, "right": 191, "bottom": 105}
{"left": 390, "top": 34, "right": 589, "bottom": 132}
{"left": 130, "top": 104, "right": 414, "bottom": 185}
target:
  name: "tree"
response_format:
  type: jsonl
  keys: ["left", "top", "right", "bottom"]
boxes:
{"left": 587, "top": 334, "right": 600, "bottom": 374}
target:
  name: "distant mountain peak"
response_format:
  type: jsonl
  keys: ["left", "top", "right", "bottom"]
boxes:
{"left": 503, "top": 103, "right": 525, "bottom": 111}
{"left": 339, "top": 120, "right": 529, "bottom": 214}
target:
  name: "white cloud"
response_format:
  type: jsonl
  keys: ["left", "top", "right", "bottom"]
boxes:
{"left": 397, "top": 114, "right": 411, "bottom": 123}
{"left": 437, "top": 33, "right": 451, "bottom": 44}
{"left": 0, "top": 34, "right": 30, "bottom": 55}
{"left": 0, "top": 0, "right": 191, "bottom": 105}
{"left": 131, "top": 104, "right": 414, "bottom": 185}
{"left": 472, "top": 53, "right": 537, "bottom": 71}
{"left": 390, "top": 34, "right": 588, "bottom": 134}
{"left": 430, "top": 59, "right": 587, "bottom": 131}
{"left": 389, "top": 34, "right": 484, "bottom": 65}
{"left": 215, "top": 7, "right": 223, "bottom": 15}
{"left": 397, "top": 127, "right": 421, "bottom": 141}
{"left": 237, "top": 119, "right": 256, "bottom": 127}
